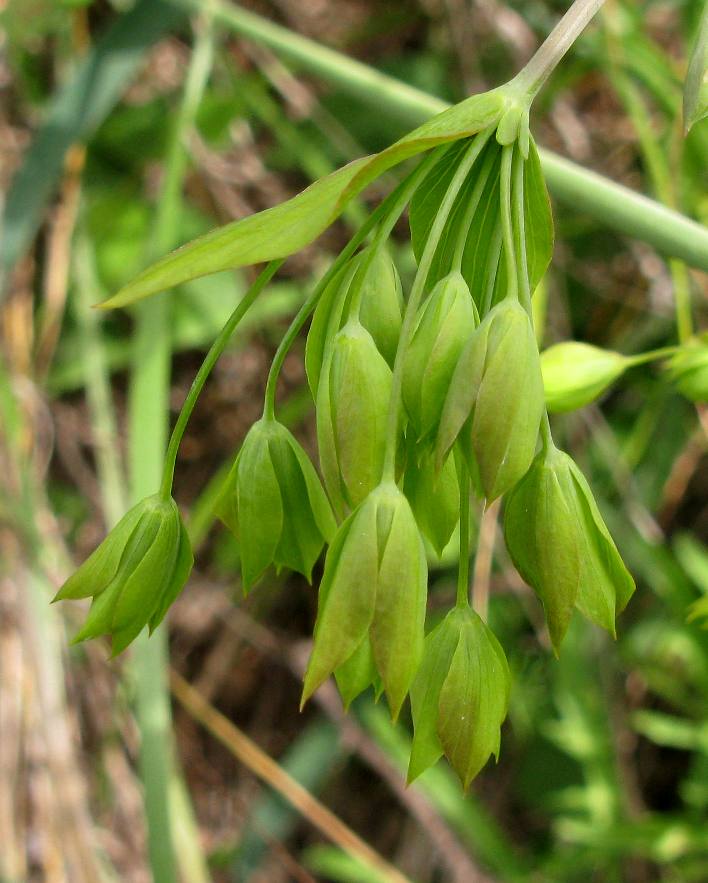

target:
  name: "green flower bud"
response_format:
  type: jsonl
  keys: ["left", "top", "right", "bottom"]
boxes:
{"left": 316, "top": 320, "right": 393, "bottom": 511}
{"left": 665, "top": 335, "right": 708, "bottom": 403}
{"left": 541, "top": 341, "right": 629, "bottom": 413}
{"left": 402, "top": 272, "right": 479, "bottom": 444}
{"left": 303, "top": 481, "right": 427, "bottom": 719}
{"left": 53, "top": 494, "right": 193, "bottom": 655}
{"left": 504, "top": 445, "right": 635, "bottom": 651}
{"left": 334, "top": 635, "right": 379, "bottom": 710}
{"left": 408, "top": 606, "right": 510, "bottom": 789}
{"left": 356, "top": 246, "right": 404, "bottom": 366}
{"left": 217, "top": 418, "right": 336, "bottom": 592}
{"left": 436, "top": 298, "right": 544, "bottom": 501}
{"left": 404, "top": 446, "right": 459, "bottom": 558}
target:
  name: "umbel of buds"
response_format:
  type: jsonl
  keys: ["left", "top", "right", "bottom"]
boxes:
{"left": 55, "top": 5, "right": 641, "bottom": 789}
{"left": 53, "top": 495, "right": 193, "bottom": 655}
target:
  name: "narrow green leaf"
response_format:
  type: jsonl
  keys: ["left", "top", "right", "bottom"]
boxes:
{"left": 684, "top": 3, "right": 708, "bottom": 134}
{"left": 102, "top": 90, "right": 506, "bottom": 307}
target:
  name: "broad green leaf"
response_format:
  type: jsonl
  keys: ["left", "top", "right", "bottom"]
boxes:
{"left": 684, "top": 4, "right": 708, "bottom": 134}
{"left": 102, "top": 90, "right": 506, "bottom": 307}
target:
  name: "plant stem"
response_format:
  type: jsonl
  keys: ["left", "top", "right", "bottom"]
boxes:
{"left": 499, "top": 145, "right": 519, "bottom": 303}
{"left": 625, "top": 345, "right": 680, "bottom": 366}
{"left": 160, "top": 260, "right": 282, "bottom": 497}
{"left": 188, "top": 0, "right": 708, "bottom": 274}
{"left": 512, "top": 148, "right": 533, "bottom": 315}
{"left": 262, "top": 159, "right": 437, "bottom": 419}
{"left": 471, "top": 500, "right": 500, "bottom": 620}
{"left": 382, "top": 127, "right": 494, "bottom": 480}
{"left": 511, "top": 0, "right": 606, "bottom": 103}
{"left": 456, "top": 460, "right": 471, "bottom": 609}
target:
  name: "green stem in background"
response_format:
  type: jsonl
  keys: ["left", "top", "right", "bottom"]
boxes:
{"left": 382, "top": 128, "right": 494, "bottom": 481}
{"left": 499, "top": 144, "right": 519, "bottom": 303}
{"left": 510, "top": 0, "right": 606, "bottom": 104}
{"left": 159, "top": 259, "right": 282, "bottom": 497}
{"left": 262, "top": 154, "right": 440, "bottom": 419}
{"left": 624, "top": 345, "right": 681, "bottom": 366}
{"left": 186, "top": 0, "right": 708, "bottom": 273}
{"left": 511, "top": 148, "right": 533, "bottom": 315}
{"left": 602, "top": 29, "right": 695, "bottom": 343}
{"left": 129, "top": 9, "right": 215, "bottom": 881}
{"left": 456, "top": 460, "right": 471, "bottom": 609}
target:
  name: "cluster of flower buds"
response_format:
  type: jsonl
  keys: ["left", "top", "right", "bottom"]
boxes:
{"left": 56, "top": 76, "right": 640, "bottom": 788}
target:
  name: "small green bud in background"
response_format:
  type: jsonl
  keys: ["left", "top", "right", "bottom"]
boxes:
{"left": 356, "top": 246, "right": 404, "bottom": 367}
{"left": 437, "top": 298, "right": 544, "bottom": 501}
{"left": 541, "top": 341, "right": 629, "bottom": 413}
{"left": 404, "top": 447, "right": 459, "bottom": 558}
{"left": 53, "top": 495, "right": 193, "bottom": 655}
{"left": 403, "top": 271, "right": 479, "bottom": 444}
{"left": 316, "top": 320, "right": 393, "bottom": 511}
{"left": 408, "top": 606, "right": 510, "bottom": 789}
{"left": 303, "top": 482, "right": 427, "bottom": 719}
{"left": 217, "top": 418, "right": 336, "bottom": 591}
{"left": 504, "top": 444, "right": 635, "bottom": 650}
{"left": 665, "top": 335, "right": 708, "bottom": 403}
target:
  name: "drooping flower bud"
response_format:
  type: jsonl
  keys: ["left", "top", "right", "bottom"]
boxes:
{"left": 402, "top": 272, "right": 479, "bottom": 444}
{"left": 53, "top": 494, "right": 193, "bottom": 655}
{"left": 436, "top": 298, "right": 544, "bottom": 501}
{"left": 217, "top": 418, "right": 336, "bottom": 592}
{"left": 408, "top": 606, "right": 510, "bottom": 789}
{"left": 404, "top": 447, "right": 459, "bottom": 558}
{"left": 356, "top": 246, "right": 404, "bottom": 367}
{"left": 302, "top": 481, "right": 427, "bottom": 719}
{"left": 504, "top": 444, "right": 635, "bottom": 652}
{"left": 541, "top": 341, "right": 629, "bottom": 413}
{"left": 316, "top": 320, "right": 393, "bottom": 511}
{"left": 665, "top": 335, "right": 708, "bottom": 403}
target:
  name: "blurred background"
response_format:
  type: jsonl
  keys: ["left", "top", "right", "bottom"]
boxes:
{"left": 1, "top": 0, "right": 708, "bottom": 881}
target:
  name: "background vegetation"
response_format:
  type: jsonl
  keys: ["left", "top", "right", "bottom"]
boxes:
{"left": 1, "top": 1, "right": 707, "bottom": 881}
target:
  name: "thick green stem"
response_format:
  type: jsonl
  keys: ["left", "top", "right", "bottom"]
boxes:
{"left": 183, "top": 0, "right": 708, "bottom": 273}
{"left": 510, "top": 0, "right": 606, "bottom": 104}
{"left": 160, "top": 260, "right": 282, "bottom": 497}
{"left": 382, "top": 127, "right": 494, "bottom": 480}
{"left": 456, "top": 460, "right": 471, "bottom": 609}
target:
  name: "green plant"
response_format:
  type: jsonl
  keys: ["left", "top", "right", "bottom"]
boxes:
{"left": 53, "top": 0, "right": 708, "bottom": 792}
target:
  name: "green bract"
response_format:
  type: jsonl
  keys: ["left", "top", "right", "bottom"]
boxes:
{"left": 436, "top": 298, "right": 544, "bottom": 501}
{"left": 541, "top": 341, "right": 629, "bottom": 413}
{"left": 665, "top": 335, "right": 708, "bottom": 403}
{"left": 217, "top": 418, "right": 336, "bottom": 591}
{"left": 302, "top": 481, "right": 427, "bottom": 718}
{"left": 504, "top": 444, "right": 635, "bottom": 650}
{"left": 316, "top": 320, "right": 393, "bottom": 512}
{"left": 408, "top": 606, "right": 510, "bottom": 789}
{"left": 402, "top": 271, "right": 479, "bottom": 444}
{"left": 53, "top": 494, "right": 193, "bottom": 655}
